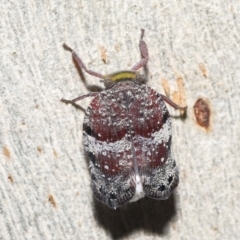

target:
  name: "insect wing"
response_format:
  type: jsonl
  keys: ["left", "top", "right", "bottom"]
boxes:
{"left": 83, "top": 94, "right": 135, "bottom": 209}
{"left": 130, "top": 86, "right": 179, "bottom": 199}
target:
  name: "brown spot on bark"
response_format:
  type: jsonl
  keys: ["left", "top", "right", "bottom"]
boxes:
{"left": 3, "top": 146, "right": 11, "bottom": 160}
{"left": 37, "top": 146, "right": 42, "bottom": 153}
{"left": 161, "top": 78, "right": 170, "bottom": 97}
{"left": 99, "top": 46, "right": 107, "bottom": 64}
{"left": 176, "top": 76, "right": 187, "bottom": 107}
{"left": 8, "top": 175, "right": 14, "bottom": 183}
{"left": 53, "top": 149, "right": 58, "bottom": 158}
{"left": 114, "top": 44, "right": 120, "bottom": 52}
{"left": 172, "top": 75, "right": 187, "bottom": 115}
{"left": 211, "top": 227, "right": 218, "bottom": 232}
{"left": 194, "top": 98, "right": 210, "bottom": 129}
{"left": 48, "top": 194, "right": 57, "bottom": 208}
{"left": 199, "top": 63, "right": 207, "bottom": 78}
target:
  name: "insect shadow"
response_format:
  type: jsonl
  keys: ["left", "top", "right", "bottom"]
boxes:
{"left": 93, "top": 193, "right": 177, "bottom": 239}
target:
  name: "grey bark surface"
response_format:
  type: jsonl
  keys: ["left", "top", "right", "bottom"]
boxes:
{"left": 0, "top": 1, "right": 239, "bottom": 239}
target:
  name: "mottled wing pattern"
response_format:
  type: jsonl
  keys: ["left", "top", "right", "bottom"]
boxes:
{"left": 130, "top": 86, "right": 179, "bottom": 199}
{"left": 83, "top": 94, "right": 135, "bottom": 209}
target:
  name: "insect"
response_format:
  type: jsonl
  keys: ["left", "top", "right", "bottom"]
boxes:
{"left": 62, "top": 30, "right": 187, "bottom": 209}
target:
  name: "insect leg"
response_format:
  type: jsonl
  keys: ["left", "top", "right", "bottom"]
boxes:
{"left": 160, "top": 94, "right": 187, "bottom": 110}
{"left": 61, "top": 92, "right": 99, "bottom": 104}
{"left": 63, "top": 43, "right": 104, "bottom": 79}
{"left": 131, "top": 29, "right": 149, "bottom": 71}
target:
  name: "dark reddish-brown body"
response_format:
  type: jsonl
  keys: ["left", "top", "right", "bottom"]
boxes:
{"left": 83, "top": 81, "right": 178, "bottom": 208}
{"left": 62, "top": 30, "right": 187, "bottom": 209}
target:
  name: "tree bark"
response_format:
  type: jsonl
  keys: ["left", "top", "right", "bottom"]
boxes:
{"left": 0, "top": 1, "right": 239, "bottom": 239}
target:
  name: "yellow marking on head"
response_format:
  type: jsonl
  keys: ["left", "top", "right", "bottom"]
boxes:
{"left": 104, "top": 71, "right": 136, "bottom": 82}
